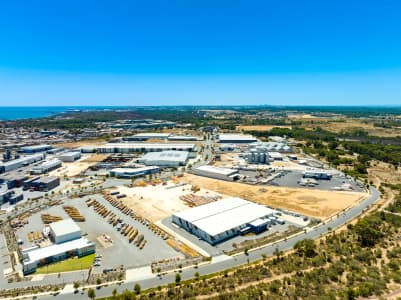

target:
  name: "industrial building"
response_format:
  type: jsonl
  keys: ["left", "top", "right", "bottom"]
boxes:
{"left": 110, "top": 166, "right": 160, "bottom": 178}
{"left": 21, "top": 144, "right": 52, "bottom": 154}
{"left": 192, "top": 165, "right": 240, "bottom": 181}
{"left": 30, "top": 159, "right": 62, "bottom": 175}
{"left": 138, "top": 150, "right": 189, "bottom": 167}
{"left": 0, "top": 174, "right": 26, "bottom": 189}
{"left": 47, "top": 147, "right": 65, "bottom": 154}
{"left": 23, "top": 176, "right": 60, "bottom": 191}
{"left": 172, "top": 197, "right": 275, "bottom": 245}
{"left": 49, "top": 219, "right": 82, "bottom": 244}
{"left": 0, "top": 153, "right": 45, "bottom": 174}
{"left": 22, "top": 219, "right": 95, "bottom": 274}
{"left": 82, "top": 143, "right": 197, "bottom": 155}
{"left": 303, "top": 169, "right": 332, "bottom": 180}
{"left": 168, "top": 135, "right": 199, "bottom": 141}
{"left": 249, "top": 142, "right": 292, "bottom": 153}
{"left": 110, "top": 119, "right": 176, "bottom": 130}
{"left": 58, "top": 151, "right": 81, "bottom": 162}
{"left": 123, "top": 133, "right": 171, "bottom": 141}
{"left": 218, "top": 134, "right": 258, "bottom": 144}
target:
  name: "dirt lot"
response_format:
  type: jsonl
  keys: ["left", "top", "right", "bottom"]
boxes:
{"left": 301, "top": 119, "right": 401, "bottom": 137}
{"left": 236, "top": 125, "right": 292, "bottom": 132}
{"left": 53, "top": 139, "right": 106, "bottom": 149}
{"left": 110, "top": 183, "right": 221, "bottom": 222}
{"left": 182, "top": 174, "right": 367, "bottom": 219}
{"left": 50, "top": 154, "right": 110, "bottom": 177}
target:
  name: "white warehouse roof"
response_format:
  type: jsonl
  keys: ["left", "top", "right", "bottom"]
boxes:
{"left": 194, "top": 165, "right": 238, "bottom": 176}
{"left": 139, "top": 150, "right": 189, "bottom": 165}
{"left": 23, "top": 237, "right": 93, "bottom": 265}
{"left": 133, "top": 133, "right": 171, "bottom": 138}
{"left": 49, "top": 218, "right": 81, "bottom": 238}
{"left": 173, "top": 197, "right": 274, "bottom": 237}
{"left": 218, "top": 134, "right": 258, "bottom": 142}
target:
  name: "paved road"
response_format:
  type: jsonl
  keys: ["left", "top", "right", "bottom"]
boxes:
{"left": 37, "top": 186, "right": 380, "bottom": 300}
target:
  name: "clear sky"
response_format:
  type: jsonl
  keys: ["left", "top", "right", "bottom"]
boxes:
{"left": 0, "top": 0, "right": 400, "bottom": 106}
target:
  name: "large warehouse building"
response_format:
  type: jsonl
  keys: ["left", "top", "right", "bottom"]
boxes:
{"left": 58, "top": 151, "right": 81, "bottom": 162}
{"left": 21, "top": 144, "right": 52, "bottom": 154}
{"left": 22, "top": 219, "right": 95, "bottom": 274}
{"left": 192, "top": 165, "right": 240, "bottom": 181}
{"left": 138, "top": 150, "right": 189, "bottom": 167}
{"left": 218, "top": 134, "right": 258, "bottom": 144}
{"left": 110, "top": 166, "right": 160, "bottom": 178}
{"left": 81, "top": 143, "right": 197, "bottom": 156}
{"left": 172, "top": 197, "right": 275, "bottom": 245}
{"left": 49, "top": 219, "right": 82, "bottom": 244}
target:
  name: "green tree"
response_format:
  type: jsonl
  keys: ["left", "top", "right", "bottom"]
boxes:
{"left": 87, "top": 288, "right": 95, "bottom": 300}
{"left": 134, "top": 283, "right": 141, "bottom": 294}
{"left": 175, "top": 273, "right": 181, "bottom": 285}
{"left": 294, "top": 239, "right": 316, "bottom": 258}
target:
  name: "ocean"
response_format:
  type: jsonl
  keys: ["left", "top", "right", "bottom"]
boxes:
{"left": 0, "top": 106, "right": 129, "bottom": 121}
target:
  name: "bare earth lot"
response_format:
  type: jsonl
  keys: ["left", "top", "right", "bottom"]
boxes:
{"left": 109, "top": 183, "right": 221, "bottom": 222}
{"left": 182, "top": 174, "right": 367, "bottom": 219}
{"left": 53, "top": 154, "right": 109, "bottom": 177}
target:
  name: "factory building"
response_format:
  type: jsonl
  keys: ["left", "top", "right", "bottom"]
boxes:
{"left": 192, "top": 165, "right": 240, "bottom": 181}
{"left": 21, "top": 144, "right": 52, "bottom": 154}
{"left": 0, "top": 174, "right": 26, "bottom": 189}
{"left": 110, "top": 166, "right": 160, "bottom": 178}
{"left": 172, "top": 197, "right": 275, "bottom": 245}
{"left": 110, "top": 120, "right": 176, "bottom": 130}
{"left": 83, "top": 143, "right": 197, "bottom": 156}
{"left": 30, "top": 159, "right": 62, "bottom": 175}
{"left": 218, "top": 134, "right": 258, "bottom": 144}
{"left": 58, "top": 151, "right": 81, "bottom": 162}
{"left": 23, "top": 176, "right": 60, "bottom": 191}
{"left": 0, "top": 153, "right": 45, "bottom": 174}
{"left": 22, "top": 219, "right": 95, "bottom": 274}
{"left": 167, "top": 135, "right": 199, "bottom": 141}
{"left": 249, "top": 142, "right": 292, "bottom": 153}
{"left": 138, "top": 150, "right": 189, "bottom": 167}
{"left": 49, "top": 219, "right": 82, "bottom": 244}
{"left": 47, "top": 147, "right": 65, "bottom": 154}
{"left": 123, "top": 133, "right": 171, "bottom": 141}
{"left": 303, "top": 169, "right": 332, "bottom": 180}
{"left": 246, "top": 142, "right": 291, "bottom": 164}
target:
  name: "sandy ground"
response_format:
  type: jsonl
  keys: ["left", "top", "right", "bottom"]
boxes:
{"left": 53, "top": 139, "right": 106, "bottom": 149}
{"left": 50, "top": 154, "right": 109, "bottom": 177}
{"left": 236, "top": 125, "right": 292, "bottom": 132}
{"left": 301, "top": 119, "right": 401, "bottom": 137}
{"left": 368, "top": 161, "right": 401, "bottom": 187}
{"left": 110, "top": 183, "right": 221, "bottom": 222}
{"left": 182, "top": 174, "right": 367, "bottom": 219}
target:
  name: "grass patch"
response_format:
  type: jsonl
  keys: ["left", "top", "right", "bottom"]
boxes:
{"left": 35, "top": 253, "right": 95, "bottom": 274}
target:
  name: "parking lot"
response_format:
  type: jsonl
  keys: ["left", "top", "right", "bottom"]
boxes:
{"left": 14, "top": 194, "right": 184, "bottom": 272}
{"left": 269, "top": 170, "right": 365, "bottom": 192}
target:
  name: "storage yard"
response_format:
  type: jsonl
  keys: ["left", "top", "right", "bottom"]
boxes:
{"left": 14, "top": 195, "right": 185, "bottom": 271}
{"left": 182, "top": 174, "right": 367, "bottom": 219}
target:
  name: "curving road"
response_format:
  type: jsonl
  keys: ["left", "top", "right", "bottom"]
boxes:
{"left": 37, "top": 186, "right": 380, "bottom": 300}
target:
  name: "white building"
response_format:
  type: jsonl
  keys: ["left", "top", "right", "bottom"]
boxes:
{"left": 110, "top": 166, "right": 160, "bottom": 178}
{"left": 172, "top": 197, "right": 274, "bottom": 245}
{"left": 30, "top": 159, "right": 62, "bottom": 175}
{"left": 84, "top": 143, "right": 197, "bottom": 155}
{"left": 123, "top": 133, "right": 172, "bottom": 141}
{"left": 22, "top": 237, "right": 95, "bottom": 274}
{"left": 139, "top": 150, "right": 189, "bottom": 167}
{"left": 192, "top": 165, "right": 240, "bottom": 181}
{"left": 58, "top": 151, "right": 81, "bottom": 162}
{"left": 0, "top": 153, "right": 45, "bottom": 174}
{"left": 49, "top": 219, "right": 82, "bottom": 244}
{"left": 218, "top": 134, "right": 258, "bottom": 144}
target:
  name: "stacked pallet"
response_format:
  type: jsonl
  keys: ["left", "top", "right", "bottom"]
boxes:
{"left": 41, "top": 213, "right": 62, "bottom": 224}
{"left": 63, "top": 206, "right": 86, "bottom": 222}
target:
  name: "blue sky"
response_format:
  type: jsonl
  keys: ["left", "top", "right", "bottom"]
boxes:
{"left": 0, "top": 0, "right": 400, "bottom": 106}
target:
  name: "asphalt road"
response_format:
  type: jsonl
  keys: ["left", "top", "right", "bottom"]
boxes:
{"left": 38, "top": 186, "right": 380, "bottom": 300}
